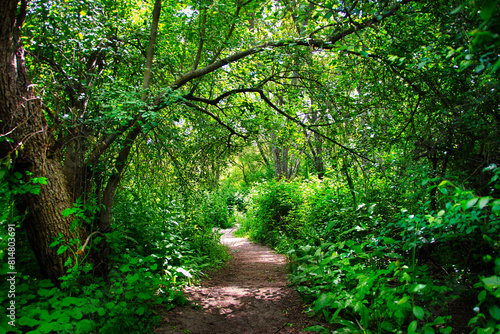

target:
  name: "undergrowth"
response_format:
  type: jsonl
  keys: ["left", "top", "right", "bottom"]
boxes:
{"left": 0, "top": 163, "right": 231, "bottom": 334}
{"left": 238, "top": 165, "right": 500, "bottom": 334}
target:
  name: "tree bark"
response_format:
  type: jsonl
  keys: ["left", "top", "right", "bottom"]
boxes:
{"left": 1, "top": 0, "right": 85, "bottom": 283}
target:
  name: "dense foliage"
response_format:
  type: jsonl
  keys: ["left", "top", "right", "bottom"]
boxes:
{"left": 1, "top": 0, "right": 499, "bottom": 333}
{"left": 237, "top": 165, "right": 499, "bottom": 333}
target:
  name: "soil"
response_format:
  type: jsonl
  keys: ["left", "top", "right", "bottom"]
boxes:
{"left": 153, "top": 226, "right": 328, "bottom": 334}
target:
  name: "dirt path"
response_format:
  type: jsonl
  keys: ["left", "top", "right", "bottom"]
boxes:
{"left": 153, "top": 226, "right": 326, "bottom": 334}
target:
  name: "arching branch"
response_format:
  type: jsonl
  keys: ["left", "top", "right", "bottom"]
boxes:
{"left": 171, "top": 0, "right": 413, "bottom": 90}
{"left": 183, "top": 101, "right": 249, "bottom": 139}
{"left": 185, "top": 88, "right": 375, "bottom": 162}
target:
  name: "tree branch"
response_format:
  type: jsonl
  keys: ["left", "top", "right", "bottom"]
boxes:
{"left": 171, "top": 0, "right": 413, "bottom": 90}
{"left": 192, "top": 6, "right": 207, "bottom": 71}
{"left": 183, "top": 101, "right": 249, "bottom": 139}
{"left": 185, "top": 87, "right": 374, "bottom": 162}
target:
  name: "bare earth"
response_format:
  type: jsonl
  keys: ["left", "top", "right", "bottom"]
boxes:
{"left": 153, "top": 226, "right": 327, "bottom": 334}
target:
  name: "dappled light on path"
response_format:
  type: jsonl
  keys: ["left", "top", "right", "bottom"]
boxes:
{"left": 154, "top": 226, "right": 326, "bottom": 334}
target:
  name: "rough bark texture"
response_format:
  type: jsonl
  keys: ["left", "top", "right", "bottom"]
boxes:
{"left": 0, "top": 0, "right": 84, "bottom": 283}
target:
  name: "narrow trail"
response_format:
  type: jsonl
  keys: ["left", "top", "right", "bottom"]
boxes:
{"left": 154, "top": 226, "right": 326, "bottom": 334}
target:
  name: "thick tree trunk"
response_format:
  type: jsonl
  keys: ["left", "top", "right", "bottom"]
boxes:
{"left": 1, "top": 0, "right": 86, "bottom": 283}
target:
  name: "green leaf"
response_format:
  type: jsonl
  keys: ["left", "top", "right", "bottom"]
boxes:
{"left": 136, "top": 306, "right": 145, "bottom": 315}
{"left": 304, "top": 325, "right": 329, "bottom": 332}
{"left": 57, "top": 245, "right": 68, "bottom": 255}
{"left": 479, "top": 197, "right": 490, "bottom": 209}
{"left": 482, "top": 275, "right": 500, "bottom": 289}
{"left": 38, "top": 322, "right": 59, "bottom": 333}
{"left": 18, "top": 316, "right": 40, "bottom": 327}
{"left": 383, "top": 237, "right": 397, "bottom": 245}
{"left": 380, "top": 321, "right": 394, "bottom": 331}
{"left": 120, "top": 264, "right": 131, "bottom": 272}
{"left": 489, "top": 305, "right": 500, "bottom": 320}
{"left": 137, "top": 292, "right": 151, "bottom": 299}
{"left": 413, "top": 306, "right": 425, "bottom": 320}
{"left": 76, "top": 319, "right": 93, "bottom": 332}
{"left": 72, "top": 308, "right": 83, "bottom": 320}
{"left": 61, "top": 296, "right": 85, "bottom": 306}
{"left": 314, "top": 292, "right": 336, "bottom": 311}
{"left": 423, "top": 326, "right": 435, "bottom": 334}
{"left": 398, "top": 295, "right": 410, "bottom": 305}
{"left": 98, "top": 308, "right": 106, "bottom": 316}
{"left": 408, "top": 320, "right": 418, "bottom": 334}
{"left": 478, "top": 290, "right": 487, "bottom": 302}
{"left": 57, "top": 312, "right": 71, "bottom": 324}
{"left": 37, "top": 288, "right": 56, "bottom": 297}
{"left": 463, "top": 198, "right": 478, "bottom": 210}
{"left": 62, "top": 208, "right": 75, "bottom": 217}
{"left": 30, "top": 187, "right": 41, "bottom": 195}
{"left": 409, "top": 284, "right": 427, "bottom": 293}
{"left": 38, "top": 280, "right": 54, "bottom": 288}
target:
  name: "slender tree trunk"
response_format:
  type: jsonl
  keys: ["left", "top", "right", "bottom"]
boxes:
{"left": 93, "top": 0, "right": 162, "bottom": 278}
{"left": 255, "top": 139, "right": 271, "bottom": 169}
{"left": 1, "top": 0, "right": 86, "bottom": 283}
{"left": 271, "top": 132, "right": 284, "bottom": 179}
{"left": 342, "top": 158, "right": 356, "bottom": 207}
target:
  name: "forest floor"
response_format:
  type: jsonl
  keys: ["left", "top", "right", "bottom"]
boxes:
{"left": 153, "top": 225, "right": 329, "bottom": 334}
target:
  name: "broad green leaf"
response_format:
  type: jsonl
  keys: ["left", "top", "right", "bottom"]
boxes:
{"left": 38, "top": 322, "right": 60, "bottom": 333}
{"left": 423, "top": 326, "right": 435, "bottom": 334}
{"left": 120, "top": 264, "right": 130, "bottom": 272}
{"left": 37, "top": 288, "right": 56, "bottom": 297}
{"left": 482, "top": 275, "right": 500, "bottom": 289}
{"left": 38, "top": 280, "right": 54, "bottom": 288}
{"left": 137, "top": 292, "right": 151, "bottom": 299}
{"left": 408, "top": 320, "right": 418, "bottom": 334}
{"left": 18, "top": 316, "right": 39, "bottom": 327}
{"left": 398, "top": 295, "right": 409, "bottom": 305}
{"left": 463, "top": 198, "right": 478, "bottom": 210}
{"left": 479, "top": 197, "right": 490, "bottom": 209}
{"left": 413, "top": 306, "right": 425, "bottom": 320}
{"left": 478, "top": 290, "right": 487, "bottom": 302}
{"left": 61, "top": 296, "right": 79, "bottom": 306}
{"left": 383, "top": 237, "right": 397, "bottom": 245}
{"left": 72, "top": 308, "right": 83, "bottom": 320}
{"left": 76, "top": 319, "right": 93, "bottom": 332}
{"left": 314, "top": 292, "right": 335, "bottom": 311}
{"left": 489, "top": 305, "right": 500, "bottom": 320}
{"left": 409, "top": 284, "right": 427, "bottom": 293}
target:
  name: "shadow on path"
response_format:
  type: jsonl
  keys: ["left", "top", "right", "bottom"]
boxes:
{"left": 153, "top": 226, "right": 326, "bottom": 334}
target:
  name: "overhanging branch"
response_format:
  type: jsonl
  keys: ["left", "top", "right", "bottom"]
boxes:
{"left": 183, "top": 101, "right": 249, "bottom": 139}
{"left": 185, "top": 88, "right": 375, "bottom": 162}
{"left": 170, "top": 0, "right": 414, "bottom": 90}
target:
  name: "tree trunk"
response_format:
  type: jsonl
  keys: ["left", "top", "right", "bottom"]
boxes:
{"left": 255, "top": 139, "right": 271, "bottom": 169}
{"left": 0, "top": 0, "right": 86, "bottom": 283}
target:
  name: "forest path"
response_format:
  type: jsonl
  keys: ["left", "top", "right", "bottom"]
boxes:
{"left": 153, "top": 226, "right": 326, "bottom": 334}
